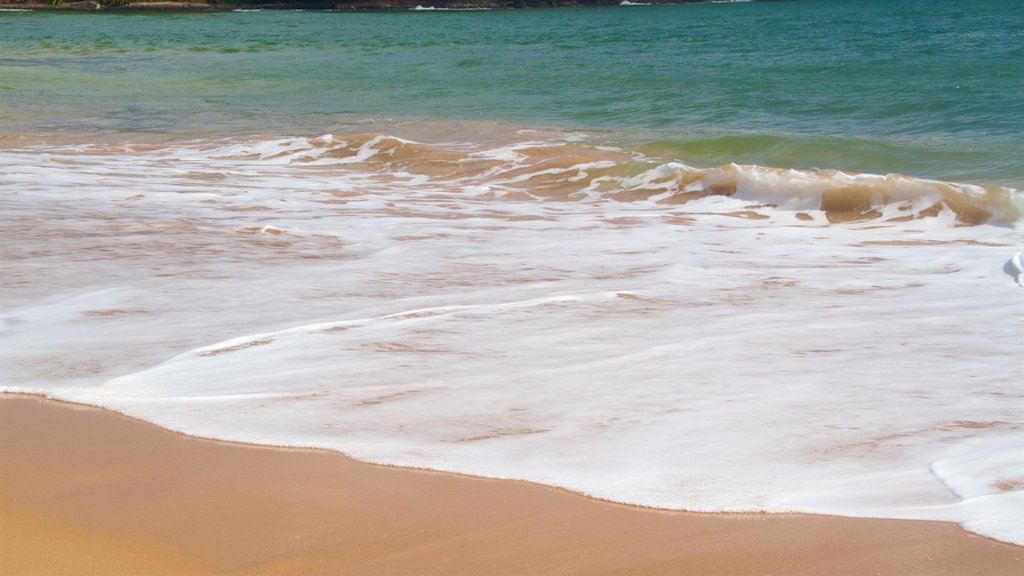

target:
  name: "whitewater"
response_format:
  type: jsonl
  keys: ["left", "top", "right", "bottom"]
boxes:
{"left": 1, "top": 131, "right": 1021, "bottom": 544}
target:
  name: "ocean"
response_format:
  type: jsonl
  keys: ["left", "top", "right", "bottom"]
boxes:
{"left": 1, "top": 0, "right": 1022, "bottom": 544}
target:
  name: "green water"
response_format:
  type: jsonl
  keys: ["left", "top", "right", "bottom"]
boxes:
{"left": 2, "top": 0, "right": 1022, "bottom": 185}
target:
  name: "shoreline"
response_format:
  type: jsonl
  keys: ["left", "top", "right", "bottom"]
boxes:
{"left": 2, "top": 393, "right": 1020, "bottom": 575}
{"left": 0, "top": 0, "right": 700, "bottom": 11}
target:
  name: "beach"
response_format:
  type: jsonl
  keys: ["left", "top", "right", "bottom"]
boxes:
{"left": 2, "top": 394, "right": 1021, "bottom": 575}
{"left": 1, "top": 2, "right": 1022, "bottom": 571}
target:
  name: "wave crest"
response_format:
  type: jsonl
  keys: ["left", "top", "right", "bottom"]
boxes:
{"left": 93, "top": 132, "right": 1024, "bottom": 226}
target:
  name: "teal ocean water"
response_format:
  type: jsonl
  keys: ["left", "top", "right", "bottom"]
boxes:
{"left": 2, "top": 0, "right": 1023, "bottom": 184}
{"left": 3, "top": 0, "right": 1024, "bottom": 544}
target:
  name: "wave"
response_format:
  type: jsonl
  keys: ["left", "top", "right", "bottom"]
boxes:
{"left": 197, "top": 132, "right": 1023, "bottom": 226}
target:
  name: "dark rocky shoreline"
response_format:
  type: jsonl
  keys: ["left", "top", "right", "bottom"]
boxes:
{"left": 1, "top": 0, "right": 701, "bottom": 10}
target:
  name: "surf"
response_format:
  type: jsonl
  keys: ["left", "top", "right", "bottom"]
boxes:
{"left": 2, "top": 130, "right": 1021, "bottom": 545}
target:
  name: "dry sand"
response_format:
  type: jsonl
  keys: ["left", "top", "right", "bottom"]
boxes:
{"left": 1, "top": 393, "right": 1020, "bottom": 575}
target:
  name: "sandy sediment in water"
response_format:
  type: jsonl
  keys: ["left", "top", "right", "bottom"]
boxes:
{"left": 1, "top": 394, "right": 1020, "bottom": 576}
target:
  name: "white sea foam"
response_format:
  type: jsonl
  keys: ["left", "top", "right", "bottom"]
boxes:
{"left": 1, "top": 133, "right": 1022, "bottom": 545}
{"left": 1008, "top": 252, "right": 1024, "bottom": 287}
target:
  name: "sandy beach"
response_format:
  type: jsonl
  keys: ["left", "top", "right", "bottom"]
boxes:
{"left": 3, "top": 3, "right": 1023, "bottom": 573}
{"left": 1, "top": 393, "right": 1019, "bottom": 575}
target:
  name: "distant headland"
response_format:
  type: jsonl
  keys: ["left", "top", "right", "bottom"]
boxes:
{"left": 0, "top": 0, "right": 707, "bottom": 10}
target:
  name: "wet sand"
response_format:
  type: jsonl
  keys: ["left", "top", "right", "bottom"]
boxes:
{"left": 1, "top": 394, "right": 1020, "bottom": 575}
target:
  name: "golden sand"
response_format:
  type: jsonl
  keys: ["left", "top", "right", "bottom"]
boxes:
{"left": 1, "top": 394, "right": 1019, "bottom": 575}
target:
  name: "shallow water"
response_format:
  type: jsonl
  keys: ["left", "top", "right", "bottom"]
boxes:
{"left": 1, "top": 0, "right": 1023, "bottom": 545}
{"left": 2, "top": 0, "right": 1023, "bottom": 182}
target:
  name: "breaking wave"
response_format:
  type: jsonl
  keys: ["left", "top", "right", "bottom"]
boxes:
{"left": 193, "top": 132, "right": 1024, "bottom": 226}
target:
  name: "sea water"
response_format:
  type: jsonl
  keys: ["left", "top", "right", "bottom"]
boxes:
{"left": 1, "top": 0, "right": 1022, "bottom": 545}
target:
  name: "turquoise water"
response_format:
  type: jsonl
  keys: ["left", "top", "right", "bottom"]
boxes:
{"left": 2, "top": 0, "right": 1023, "bottom": 184}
